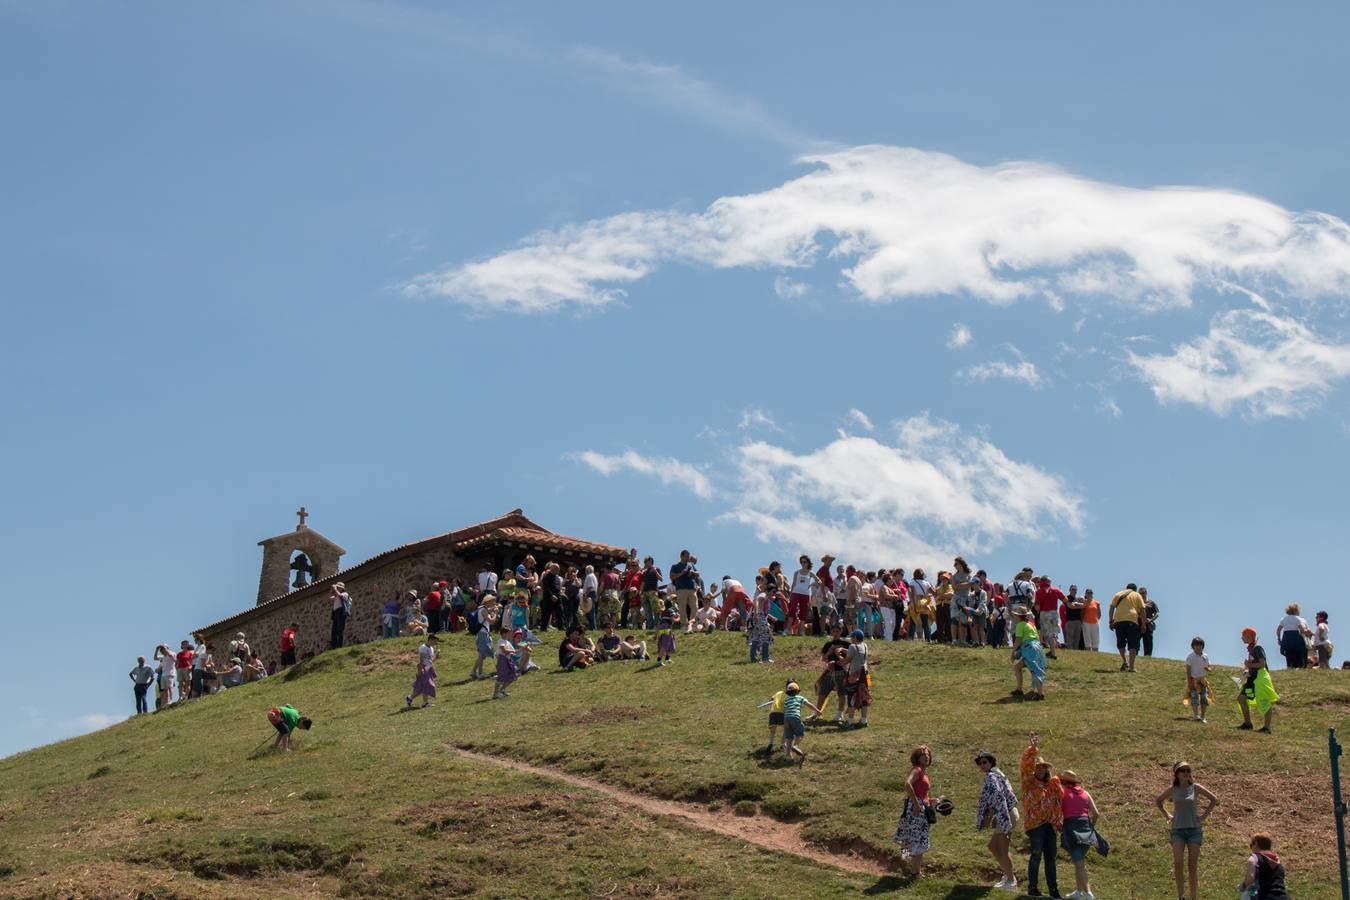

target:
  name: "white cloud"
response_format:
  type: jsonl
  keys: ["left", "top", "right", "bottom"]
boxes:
{"left": 773, "top": 275, "right": 810, "bottom": 298}
{"left": 576, "top": 413, "right": 1084, "bottom": 569}
{"left": 572, "top": 450, "right": 714, "bottom": 500}
{"left": 947, "top": 323, "right": 973, "bottom": 349}
{"left": 1128, "top": 309, "right": 1350, "bottom": 418}
{"left": 725, "top": 414, "right": 1083, "bottom": 567}
{"left": 409, "top": 144, "right": 1350, "bottom": 314}
{"left": 78, "top": 713, "right": 125, "bottom": 730}
{"left": 1099, "top": 397, "right": 1123, "bottom": 418}
{"left": 738, "top": 408, "right": 782, "bottom": 432}
{"left": 959, "top": 346, "right": 1044, "bottom": 388}
{"left": 845, "top": 408, "right": 875, "bottom": 432}
{"left": 567, "top": 46, "right": 821, "bottom": 151}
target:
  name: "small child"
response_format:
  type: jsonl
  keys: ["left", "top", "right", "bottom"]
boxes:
{"left": 781, "top": 680, "right": 821, "bottom": 765}
{"left": 656, "top": 601, "right": 678, "bottom": 666}
{"left": 1240, "top": 832, "right": 1289, "bottom": 898}
{"left": 492, "top": 625, "right": 520, "bottom": 700}
{"left": 618, "top": 634, "right": 648, "bottom": 660}
{"left": 756, "top": 681, "right": 791, "bottom": 755}
{"left": 470, "top": 596, "right": 500, "bottom": 680}
{"left": 1184, "top": 636, "right": 1211, "bottom": 723}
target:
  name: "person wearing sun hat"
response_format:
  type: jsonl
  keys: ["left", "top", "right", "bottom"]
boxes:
{"left": 1011, "top": 606, "right": 1049, "bottom": 700}
{"left": 1020, "top": 731, "right": 1064, "bottom": 899}
{"left": 1058, "top": 768, "right": 1106, "bottom": 899}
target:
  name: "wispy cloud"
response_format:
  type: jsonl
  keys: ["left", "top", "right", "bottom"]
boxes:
{"left": 947, "top": 323, "right": 973, "bottom": 349}
{"left": 1128, "top": 309, "right": 1350, "bottom": 418}
{"left": 773, "top": 275, "right": 810, "bottom": 299}
{"left": 959, "top": 346, "right": 1044, "bottom": 388}
{"left": 1099, "top": 397, "right": 1123, "bottom": 418}
{"left": 572, "top": 450, "right": 714, "bottom": 500}
{"left": 845, "top": 408, "right": 875, "bottom": 432}
{"left": 408, "top": 144, "right": 1350, "bottom": 314}
{"left": 738, "top": 408, "right": 782, "bottom": 432}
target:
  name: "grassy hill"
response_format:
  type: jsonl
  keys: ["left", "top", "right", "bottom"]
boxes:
{"left": 1, "top": 632, "right": 1345, "bottom": 898}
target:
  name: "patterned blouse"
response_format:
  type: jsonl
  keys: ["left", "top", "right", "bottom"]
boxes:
{"left": 976, "top": 766, "right": 1019, "bottom": 833}
{"left": 1020, "top": 744, "right": 1064, "bottom": 832}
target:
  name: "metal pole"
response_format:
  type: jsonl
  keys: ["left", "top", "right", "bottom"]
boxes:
{"left": 1331, "top": 727, "right": 1349, "bottom": 900}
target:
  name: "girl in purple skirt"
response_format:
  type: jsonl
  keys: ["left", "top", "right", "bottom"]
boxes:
{"left": 492, "top": 625, "right": 521, "bottom": 699}
{"left": 406, "top": 633, "right": 438, "bottom": 708}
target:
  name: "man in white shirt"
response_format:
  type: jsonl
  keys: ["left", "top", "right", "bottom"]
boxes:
{"left": 478, "top": 563, "right": 498, "bottom": 597}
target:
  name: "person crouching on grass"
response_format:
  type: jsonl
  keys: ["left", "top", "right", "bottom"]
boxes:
{"left": 268, "top": 704, "right": 311, "bottom": 751}
{"left": 1240, "top": 832, "right": 1289, "bottom": 899}
{"left": 781, "top": 681, "right": 820, "bottom": 765}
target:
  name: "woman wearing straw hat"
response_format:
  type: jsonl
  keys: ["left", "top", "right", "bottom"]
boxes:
{"left": 1058, "top": 768, "right": 1106, "bottom": 900}
{"left": 1156, "top": 761, "right": 1218, "bottom": 900}
{"left": 1019, "top": 732, "right": 1063, "bottom": 899}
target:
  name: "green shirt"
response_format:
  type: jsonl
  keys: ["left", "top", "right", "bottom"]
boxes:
{"left": 1015, "top": 621, "right": 1040, "bottom": 643}
{"left": 278, "top": 705, "right": 301, "bottom": 730}
{"left": 783, "top": 694, "right": 806, "bottom": 719}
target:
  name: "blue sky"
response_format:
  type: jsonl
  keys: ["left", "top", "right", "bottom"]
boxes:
{"left": 3, "top": 1, "right": 1349, "bottom": 757}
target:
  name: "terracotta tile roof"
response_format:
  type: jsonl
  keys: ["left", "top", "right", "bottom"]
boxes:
{"left": 195, "top": 509, "right": 610, "bottom": 635}
{"left": 453, "top": 526, "right": 627, "bottom": 559}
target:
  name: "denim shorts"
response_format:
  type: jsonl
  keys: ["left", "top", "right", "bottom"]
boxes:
{"left": 1170, "top": 826, "right": 1203, "bottom": 845}
{"left": 784, "top": 716, "right": 805, "bottom": 739}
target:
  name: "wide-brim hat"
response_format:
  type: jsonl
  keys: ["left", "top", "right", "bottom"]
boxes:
{"left": 934, "top": 797, "right": 955, "bottom": 816}
{"left": 1060, "top": 769, "right": 1080, "bottom": 785}
{"left": 1033, "top": 756, "right": 1051, "bottom": 769}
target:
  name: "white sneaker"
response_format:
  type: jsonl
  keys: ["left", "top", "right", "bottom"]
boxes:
{"left": 994, "top": 877, "right": 1017, "bottom": 891}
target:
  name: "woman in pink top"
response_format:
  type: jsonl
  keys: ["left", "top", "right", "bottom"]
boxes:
{"left": 1058, "top": 770, "right": 1103, "bottom": 899}
{"left": 893, "top": 745, "right": 934, "bottom": 876}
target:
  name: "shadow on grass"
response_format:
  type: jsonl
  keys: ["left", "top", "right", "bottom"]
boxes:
{"left": 861, "top": 874, "right": 912, "bottom": 894}
{"left": 864, "top": 878, "right": 991, "bottom": 898}
{"left": 989, "top": 695, "right": 1027, "bottom": 705}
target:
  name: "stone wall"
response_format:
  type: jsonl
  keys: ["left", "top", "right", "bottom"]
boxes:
{"left": 203, "top": 546, "right": 476, "bottom": 671}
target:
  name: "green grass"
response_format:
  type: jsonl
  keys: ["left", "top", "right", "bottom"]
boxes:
{"left": 0, "top": 633, "right": 1344, "bottom": 898}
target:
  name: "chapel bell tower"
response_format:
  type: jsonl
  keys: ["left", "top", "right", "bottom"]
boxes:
{"left": 255, "top": 507, "right": 347, "bottom": 605}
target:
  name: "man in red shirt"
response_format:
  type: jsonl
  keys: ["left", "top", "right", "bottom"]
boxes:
{"left": 424, "top": 585, "right": 443, "bottom": 634}
{"left": 622, "top": 562, "right": 644, "bottom": 629}
{"left": 1034, "top": 576, "right": 1066, "bottom": 658}
{"left": 279, "top": 622, "right": 298, "bottom": 667}
{"left": 174, "top": 640, "right": 194, "bottom": 702}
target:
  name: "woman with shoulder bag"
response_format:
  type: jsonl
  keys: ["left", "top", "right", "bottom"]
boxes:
{"left": 894, "top": 744, "right": 935, "bottom": 877}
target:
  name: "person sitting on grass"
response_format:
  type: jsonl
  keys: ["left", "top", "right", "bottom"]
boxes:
{"left": 559, "top": 627, "right": 594, "bottom": 671}
{"left": 1011, "top": 606, "right": 1048, "bottom": 701}
{"left": 686, "top": 598, "right": 720, "bottom": 633}
{"left": 618, "top": 634, "right": 648, "bottom": 660}
{"left": 597, "top": 625, "right": 623, "bottom": 661}
{"left": 780, "top": 681, "right": 821, "bottom": 766}
{"left": 1238, "top": 627, "right": 1279, "bottom": 733}
{"left": 219, "top": 657, "right": 245, "bottom": 688}
{"left": 245, "top": 651, "right": 267, "bottom": 683}
{"left": 268, "top": 704, "right": 311, "bottom": 752}
{"left": 405, "top": 600, "right": 428, "bottom": 637}
{"left": 511, "top": 629, "right": 540, "bottom": 674}
{"left": 1240, "top": 832, "right": 1289, "bottom": 899}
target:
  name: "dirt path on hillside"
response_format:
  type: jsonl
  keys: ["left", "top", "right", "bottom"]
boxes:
{"left": 447, "top": 747, "right": 892, "bottom": 876}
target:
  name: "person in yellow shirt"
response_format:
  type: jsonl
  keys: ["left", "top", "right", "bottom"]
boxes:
{"left": 755, "top": 681, "right": 791, "bottom": 755}
{"left": 1109, "top": 583, "right": 1146, "bottom": 672}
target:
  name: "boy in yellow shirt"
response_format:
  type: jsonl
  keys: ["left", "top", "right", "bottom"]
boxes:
{"left": 756, "top": 681, "right": 791, "bottom": 755}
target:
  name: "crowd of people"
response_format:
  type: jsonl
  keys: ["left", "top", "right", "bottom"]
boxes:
{"left": 130, "top": 546, "right": 1324, "bottom": 898}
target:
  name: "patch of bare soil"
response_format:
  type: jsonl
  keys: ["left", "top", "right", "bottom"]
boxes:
{"left": 447, "top": 747, "right": 890, "bottom": 876}
{"left": 356, "top": 648, "right": 418, "bottom": 673}
{"left": 1203, "top": 772, "right": 1341, "bottom": 868}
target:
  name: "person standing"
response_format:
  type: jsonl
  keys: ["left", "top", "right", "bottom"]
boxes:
{"left": 129, "top": 656, "right": 154, "bottom": 714}
{"left": 908, "top": 569, "right": 934, "bottom": 642}
{"left": 1081, "top": 590, "right": 1101, "bottom": 652}
{"left": 279, "top": 622, "right": 298, "bottom": 667}
{"left": 537, "top": 562, "right": 562, "bottom": 632}
{"left": 1314, "top": 611, "right": 1334, "bottom": 669}
{"left": 423, "top": 583, "right": 443, "bottom": 635}
{"left": 1063, "top": 585, "right": 1085, "bottom": 651}
{"left": 1140, "top": 587, "right": 1160, "bottom": 657}
{"left": 1058, "top": 769, "right": 1103, "bottom": 899}
{"left": 174, "top": 640, "right": 194, "bottom": 702}
{"left": 1156, "top": 761, "right": 1219, "bottom": 900}
{"left": 1020, "top": 731, "right": 1063, "bottom": 900}
{"left": 581, "top": 565, "right": 600, "bottom": 631}
{"left": 843, "top": 629, "right": 871, "bottom": 728}
{"left": 1238, "top": 628, "right": 1279, "bottom": 733}
{"left": 747, "top": 577, "right": 775, "bottom": 663}
{"left": 477, "top": 562, "right": 498, "bottom": 599}
{"left": 975, "top": 749, "right": 1019, "bottom": 891}
{"left": 641, "top": 556, "right": 663, "bottom": 630}
{"left": 670, "top": 550, "right": 700, "bottom": 623}
{"left": 1275, "top": 603, "right": 1312, "bottom": 669}
{"left": 814, "top": 555, "right": 836, "bottom": 636}
{"left": 1108, "top": 583, "right": 1146, "bottom": 672}
{"left": 789, "top": 555, "right": 815, "bottom": 637}
{"left": 893, "top": 745, "right": 934, "bottom": 876}
{"left": 877, "top": 571, "right": 899, "bottom": 643}
{"left": 1011, "top": 607, "right": 1049, "bottom": 701}
{"left": 1034, "top": 577, "right": 1065, "bottom": 659}
{"left": 190, "top": 635, "right": 207, "bottom": 698}
{"left": 152, "top": 644, "right": 175, "bottom": 710}
{"left": 329, "top": 582, "right": 351, "bottom": 650}
{"left": 952, "top": 558, "right": 976, "bottom": 646}
{"left": 405, "top": 634, "right": 438, "bottom": 708}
